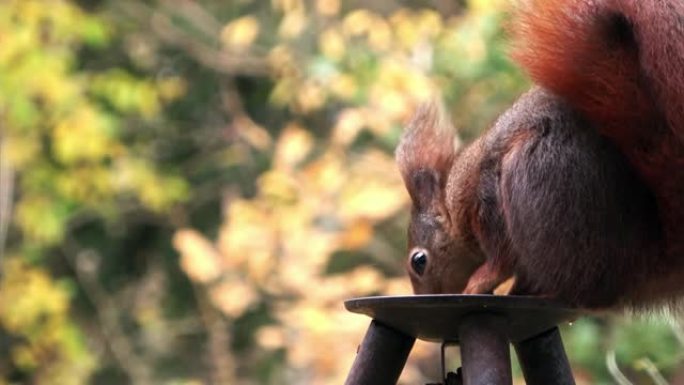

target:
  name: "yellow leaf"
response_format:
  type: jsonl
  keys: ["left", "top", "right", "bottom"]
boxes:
{"left": 370, "top": 87, "right": 409, "bottom": 122}
{"left": 367, "top": 18, "right": 392, "bottom": 51}
{"left": 2, "top": 135, "right": 39, "bottom": 167}
{"left": 392, "top": 9, "right": 444, "bottom": 47}
{"left": 304, "top": 276, "right": 350, "bottom": 303}
{"left": 339, "top": 154, "right": 407, "bottom": 221}
{"left": 236, "top": 117, "right": 273, "bottom": 150}
{"left": 319, "top": 28, "right": 346, "bottom": 61}
{"left": 340, "top": 219, "right": 373, "bottom": 249}
{"left": 157, "top": 76, "right": 187, "bottom": 101}
{"left": 279, "top": 10, "right": 307, "bottom": 39}
{"left": 0, "top": 259, "right": 70, "bottom": 333}
{"left": 416, "top": 9, "right": 444, "bottom": 38}
{"left": 31, "top": 71, "right": 80, "bottom": 107}
{"left": 279, "top": 229, "right": 336, "bottom": 277}
{"left": 13, "top": 345, "right": 38, "bottom": 370}
{"left": 302, "top": 151, "right": 346, "bottom": 196}
{"left": 55, "top": 165, "right": 110, "bottom": 203}
{"left": 256, "top": 325, "right": 286, "bottom": 349}
{"left": 53, "top": 106, "right": 114, "bottom": 164}
{"left": 112, "top": 159, "right": 187, "bottom": 210}
{"left": 274, "top": 123, "right": 314, "bottom": 169}
{"left": 173, "top": 229, "right": 222, "bottom": 284}
{"left": 348, "top": 266, "right": 383, "bottom": 295}
{"left": 272, "top": 0, "right": 303, "bottom": 12}
{"left": 391, "top": 10, "right": 421, "bottom": 48}
{"left": 15, "top": 196, "right": 66, "bottom": 244}
{"left": 470, "top": 0, "right": 508, "bottom": 14}
{"left": 316, "top": 0, "right": 340, "bottom": 16}
{"left": 332, "top": 108, "right": 365, "bottom": 145}
{"left": 221, "top": 16, "right": 260, "bottom": 50}
{"left": 258, "top": 169, "right": 299, "bottom": 202}
{"left": 383, "top": 278, "right": 413, "bottom": 296}
{"left": 342, "top": 9, "right": 375, "bottom": 37}
{"left": 218, "top": 200, "right": 277, "bottom": 279}
{"left": 209, "top": 279, "right": 258, "bottom": 318}
{"left": 268, "top": 45, "right": 297, "bottom": 77}
{"left": 295, "top": 81, "right": 326, "bottom": 113}
{"left": 330, "top": 74, "right": 358, "bottom": 101}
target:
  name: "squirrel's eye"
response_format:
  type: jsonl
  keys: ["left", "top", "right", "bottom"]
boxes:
{"left": 410, "top": 250, "right": 428, "bottom": 276}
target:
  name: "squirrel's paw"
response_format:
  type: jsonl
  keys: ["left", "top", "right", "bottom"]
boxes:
{"left": 462, "top": 261, "right": 513, "bottom": 295}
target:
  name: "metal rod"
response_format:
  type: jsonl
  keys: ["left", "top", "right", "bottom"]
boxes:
{"left": 514, "top": 327, "right": 576, "bottom": 385}
{"left": 458, "top": 314, "right": 512, "bottom": 385}
{"left": 344, "top": 320, "right": 415, "bottom": 385}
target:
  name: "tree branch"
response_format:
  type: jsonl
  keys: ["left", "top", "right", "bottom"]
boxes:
{"left": 62, "top": 239, "right": 153, "bottom": 385}
{"left": 115, "top": 0, "right": 270, "bottom": 77}
{"left": 0, "top": 134, "right": 14, "bottom": 277}
{"left": 150, "top": 12, "right": 271, "bottom": 76}
{"left": 193, "top": 284, "right": 238, "bottom": 385}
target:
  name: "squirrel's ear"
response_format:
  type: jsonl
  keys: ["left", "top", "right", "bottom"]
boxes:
{"left": 396, "top": 102, "right": 458, "bottom": 212}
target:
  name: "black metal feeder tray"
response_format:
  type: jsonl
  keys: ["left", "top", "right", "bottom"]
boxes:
{"left": 343, "top": 294, "right": 582, "bottom": 385}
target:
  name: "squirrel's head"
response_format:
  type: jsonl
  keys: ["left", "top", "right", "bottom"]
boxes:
{"left": 396, "top": 103, "right": 484, "bottom": 294}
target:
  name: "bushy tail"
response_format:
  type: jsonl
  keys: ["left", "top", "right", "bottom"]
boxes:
{"left": 511, "top": 0, "right": 684, "bottom": 147}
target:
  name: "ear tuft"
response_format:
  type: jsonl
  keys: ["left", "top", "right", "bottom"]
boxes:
{"left": 395, "top": 101, "right": 458, "bottom": 210}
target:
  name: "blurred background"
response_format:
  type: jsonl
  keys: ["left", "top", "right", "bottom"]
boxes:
{"left": 0, "top": 0, "right": 683, "bottom": 384}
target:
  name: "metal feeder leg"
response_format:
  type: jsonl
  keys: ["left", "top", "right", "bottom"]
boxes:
{"left": 514, "top": 327, "right": 575, "bottom": 385}
{"left": 344, "top": 320, "right": 415, "bottom": 385}
{"left": 459, "top": 314, "right": 512, "bottom": 385}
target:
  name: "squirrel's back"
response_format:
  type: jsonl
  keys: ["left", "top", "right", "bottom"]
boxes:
{"left": 512, "top": 0, "right": 684, "bottom": 149}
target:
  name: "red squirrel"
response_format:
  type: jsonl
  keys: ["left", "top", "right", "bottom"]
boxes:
{"left": 396, "top": 0, "right": 684, "bottom": 308}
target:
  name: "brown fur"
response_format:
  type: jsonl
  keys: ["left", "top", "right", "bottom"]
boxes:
{"left": 396, "top": 0, "right": 684, "bottom": 309}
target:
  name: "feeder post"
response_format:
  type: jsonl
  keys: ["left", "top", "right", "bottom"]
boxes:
{"left": 514, "top": 327, "right": 576, "bottom": 385}
{"left": 344, "top": 320, "right": 415, "bottom": 385}
{"left": 458, "top": 314, "right": 513, "bottom": 385}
